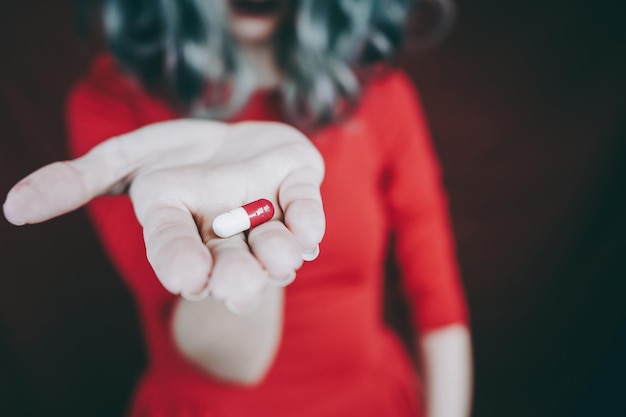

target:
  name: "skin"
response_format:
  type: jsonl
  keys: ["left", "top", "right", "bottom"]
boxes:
{"left": 227, "top": 0, "right": 286, "bottom": 46}
{"left": 219, "top": 10, "right": 476, "bottom": 414}
{"left": 227, "top": 0, "right": 285, "bottom": 88}
{"left": 3, "top": 120, "right": 325, "bottom": 386}
{"left": 421, "top": 325, "right": 473, "bottom": 417}
{"left": 168, "top": 2, "right": 297, "bottom": 384}
{"left": 3, "top": 120, "right": 324, "bottom": 300}
{"left": 4, "top": 0, "right": 474, "bottom": 413}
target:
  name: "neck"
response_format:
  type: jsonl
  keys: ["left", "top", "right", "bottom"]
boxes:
{"left": 240, "top": 43, "right": 281, "bottom": 89}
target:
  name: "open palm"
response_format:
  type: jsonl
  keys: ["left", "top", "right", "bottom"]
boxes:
{"left": 3, "top": 120, "right": 325, "bottom": 311}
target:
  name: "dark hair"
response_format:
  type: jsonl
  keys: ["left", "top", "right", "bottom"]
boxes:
{"left": 83, "top": 0, "right": 412, "bottom": 125}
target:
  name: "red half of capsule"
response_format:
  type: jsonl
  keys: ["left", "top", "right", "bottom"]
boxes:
{"left": 243, "top": 199, "right": 275, "bottom": 228}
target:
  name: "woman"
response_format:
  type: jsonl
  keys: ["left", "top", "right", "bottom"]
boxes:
{"left": 4, "top": 0, "right": 472, "bottom": 415}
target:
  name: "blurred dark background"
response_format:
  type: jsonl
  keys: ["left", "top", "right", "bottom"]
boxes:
{"left": 1, "top": 1, "right": 625, "bottom": 416}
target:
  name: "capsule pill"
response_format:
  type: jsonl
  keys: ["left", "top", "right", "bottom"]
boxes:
{"left": 212, "top": 199, "right": 275, "bottom": 238}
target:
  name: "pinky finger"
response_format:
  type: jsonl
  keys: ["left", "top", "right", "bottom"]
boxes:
{"left": 279, "top": 167, "right": 325, "bottom": 258}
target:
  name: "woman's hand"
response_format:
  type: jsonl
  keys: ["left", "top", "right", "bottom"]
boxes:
{"left": 3, "top": 119, "right": 325, "bottom": 311}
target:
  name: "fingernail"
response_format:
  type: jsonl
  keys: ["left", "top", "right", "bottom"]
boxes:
{"left": 181, "top": 284, "right": 210, "bottom": 302}
{"left": 225, "top": 297, "right": 262, "bottom": 315}
{"left": 301, "top": 245, "right": 320, "bottom": 262}
{"left": 268, "top": 271, "right": 297, "bottom": 287}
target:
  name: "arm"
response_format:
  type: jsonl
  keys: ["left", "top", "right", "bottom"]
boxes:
{"left": 4, "top": 61, "right": 325, "bottom": 385}
{"left": 10, "top": 119, "right": 323, "bottom": 385}
{"left": 420, "top": 324, "right": 473, "bottom": 417}
{"left": 172, "top": 286, "right": 284, "bottom": 385}
{"left": 377, "top": 72, "right": 473, "bottom": 416}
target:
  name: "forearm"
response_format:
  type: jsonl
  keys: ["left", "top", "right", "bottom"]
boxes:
{"left": 419, "top": 323, "right": 473, "bottom": 417}
{"left": 171, "top": 286, "right": 284, "bottom": 385}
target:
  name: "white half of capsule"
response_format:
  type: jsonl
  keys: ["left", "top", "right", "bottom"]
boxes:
{"left": 212, "top": 207, "right": 251, "bottom": 238}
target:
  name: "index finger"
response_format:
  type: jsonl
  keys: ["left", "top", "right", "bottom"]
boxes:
{"left": 139, "top": 200, "right": 213, "bottom": 296}
{"left": 2, "top": 155, "right": 127, "bottom": 226}
{"left": 3, "top": 120, "right": 228, "bottom": 226}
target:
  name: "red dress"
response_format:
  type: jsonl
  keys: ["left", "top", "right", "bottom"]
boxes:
{"left": 66, "top": 55, "right": 468, "bottom": 417}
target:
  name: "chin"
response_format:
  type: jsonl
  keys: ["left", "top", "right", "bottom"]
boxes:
{"left": 228, "top": 0, "right": 286, "bottom": 45}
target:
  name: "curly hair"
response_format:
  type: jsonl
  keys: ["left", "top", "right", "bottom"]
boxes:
{"left": 83, "top": 0, "right": 413, "bottom": 125}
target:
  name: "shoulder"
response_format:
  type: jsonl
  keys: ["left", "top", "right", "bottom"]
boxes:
{"left": 356, "top": 68, "right": 426, "bottom": 132}
{"left": 67, "top": 53, "right": 142, "bottom": 110}
{"left": 360, "top": 68, "right": 420, "bottom": 109}
{"left": 67, "top": 53, "right": 177, "bottom": 125}
{"left": 66, "top": 54, "right": 177, "bottom": 157}
{"left": 65, "top": 54, "right": 149, "bottom": 157}
{"left": 353, "top": 68, "right": 430, "bottom": 156}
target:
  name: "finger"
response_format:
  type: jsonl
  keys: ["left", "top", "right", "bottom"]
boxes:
{"left": 3, "top": 133, "right": 157, "bottom": 225}
{"left": 3, "top": 120, "right": 228, "bottom": 226}
{"left": 2, "top": 157, "right": 126, "bottom": 225}
{"left": 279, "top": 167, "right": 326, "bottom": 258}
{"left": 140, "top": 201, "right": 212, "bottom": 296}
{"left": 247, "top": 220, "right": 303, "bottom": 286}
{"left": 206, "top": 236, "right": 268, "bottom": 311}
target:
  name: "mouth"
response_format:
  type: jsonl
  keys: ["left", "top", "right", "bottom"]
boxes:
{"left": 230, "top": 0, "right": 282, "bottom": 16}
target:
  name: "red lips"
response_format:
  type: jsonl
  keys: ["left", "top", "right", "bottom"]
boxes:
{"left": 230, "top": 0, "right": 282, "bottom": 16}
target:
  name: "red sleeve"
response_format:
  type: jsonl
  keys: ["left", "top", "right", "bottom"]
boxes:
{"left": 378, "top": 71, "right": 469, "bottom": 333}
{"left": 64, "top": 55, "right": 165, "bottom": 300}
{"left": 66, "top": 55, "right": 143, "bottom": 158}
